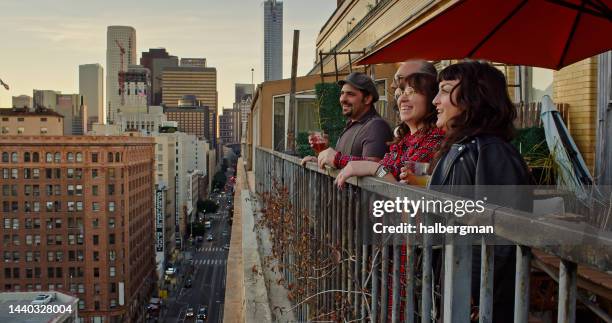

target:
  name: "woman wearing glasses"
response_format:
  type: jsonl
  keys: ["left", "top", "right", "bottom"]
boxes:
{"left": 334, "top": 69, "right": 444, "bottom": 187}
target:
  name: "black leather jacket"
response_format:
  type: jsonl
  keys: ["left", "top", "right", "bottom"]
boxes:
{"left": 429, "top": 134, "right": 532, "bottom": 321}
{"left": 429, "top": 134, "right": 533, "bottom": 211}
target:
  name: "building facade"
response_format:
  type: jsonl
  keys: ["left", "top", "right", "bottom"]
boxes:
{"left": 56, "top": 94, "right": 87, "bottom": 135}
{"left": 120, "top": 65, "right": 151, "bottom": 110}
{"left": 79, "top": 64, "right": 104, "bottom": 126}
{"left": 0, "top": 108, "right": 64, "bottom": 136}
{"left": 180, "top": 58, "right": 207, "bottom": 68}
{"left": 161, "top": 67, "right": 217, "bottom": 110}
{"left": 33, "top": 90, "right": 60, "bottom": 110}
{"left": 0, "top": 135, "right": 156, "bottom": 323}
{"left": 106, "top": 26, "right": 137, "bottom": 124}
{"left": 140, "top": 48, "right": 178, "bottom": 106}
{"left": 219, "top": 108, "right": 240, "bottom": 145}
{"left": 164, "top": 98, "right": 210, "bottom": 143}
{"left": 12, "top": 95, "right": 33, "bottom": 109}
{"left": 264, "top": 0, "right": 283, "bottom": 81}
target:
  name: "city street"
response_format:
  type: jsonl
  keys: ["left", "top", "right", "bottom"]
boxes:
{"left": 161, "top": 191, "right": 233, "bottom": 323}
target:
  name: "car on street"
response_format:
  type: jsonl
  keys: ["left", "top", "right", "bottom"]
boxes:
{"left": 206, "top": 234, "right": 213, "bottom": 241}
{"left": 197, "top": 306, "right": 208, "bottom": 320}
{"left": 223, "top": 244, "right": 230, "bottom": 250}
{"left": 186, "top": 307, "right": 195, "bottom": 318}
{"left": 185, "top": 278, "right": 192, "bottom": 288}
{"left": 165, "top": 267, "right": 176, "bottom": 275}
{"left": 31, "top": 293, "right": 55, "bottom": 304}
{"left": 196, "top": 235, "right": 203, "bottom": 242}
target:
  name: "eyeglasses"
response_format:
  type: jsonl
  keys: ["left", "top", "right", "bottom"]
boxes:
{"left": 394, "top": 87, "right": 417, "bottom": 102}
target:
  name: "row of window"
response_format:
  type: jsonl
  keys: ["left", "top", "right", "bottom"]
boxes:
{"left": 2, "top": 217, "right": 114, "bottom": 230}
{"left": 0, "top": 151, "right": 122, "bottom": 163}
{"left": 1, "top": 201, "right": 116, "bottom": 213}
{"left": 0, "top": 127, "right": 50, "bottom": 134}
{"left": 3, "top": 249, "right": 116, "bottom": 263}
{"left": 1, "top": 167, "right": 123, "bottom": 180}
{"left": 4, "top": 265, "right": 117, "bottom": 279}
{"left": 2, "top": 233, "right": 116, "bottom": 247}
{"left": 3, "top": 183, "right": 119, "bottom": 197}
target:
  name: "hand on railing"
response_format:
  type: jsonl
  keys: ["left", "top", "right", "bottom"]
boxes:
{"left": 317, "top": 147, "right": 337, "bottom": 169}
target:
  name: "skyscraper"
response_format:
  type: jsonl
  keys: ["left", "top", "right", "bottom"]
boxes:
{"left": 79, "top": 64, "right": 104, "bottom": 126}
{"left": 106, "top": 26, "right": 137, "bottom": 124}
{"left": 264, "top": 0, "right": 283, "bottom": 81}
{"left": 140, "top": 48, "right": 178, "bottom": 106}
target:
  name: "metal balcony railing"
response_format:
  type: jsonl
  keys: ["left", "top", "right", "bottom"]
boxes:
{"left": 254, "top": 147, "right": 612, "bottom": 323}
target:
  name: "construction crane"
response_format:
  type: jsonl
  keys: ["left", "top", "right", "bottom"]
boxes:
{"left": 115, "top": 40, "right": 126, "bottom": 106}
{"left": 0, "top": 78, "right": 9, "bottom": 90}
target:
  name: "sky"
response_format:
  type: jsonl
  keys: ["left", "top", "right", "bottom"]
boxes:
{"left": 0, "top": 0, "right": 337, "bottom": 113}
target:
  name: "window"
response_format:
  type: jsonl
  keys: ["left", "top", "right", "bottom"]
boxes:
{"left": 76, "top": 185, "right": 83, "bottom": 196}
{"left": 1, "top": 127, "right": 8, "bottom": 134}
{"left": 40, "top": 118, "right": 47, "bottom": 122}
{"left": 76, "top": 153, "right": 83, "bottom": 162}
{"left": 108, "top": 152, "right": 113, "bottom": 162}
{"left": 109, "top": 234, "right": 115, "bottom": 245}
{"left": 115, "top": 152, "right": 120, "bottom": 162}
{"left": 94, "top": 268, "right": 99, "bottom": 277}
{"left": 93, "top": 251, "right": 99, "bottom": 261}
{"left": 32, "top": 152, "right": 39, "bottom": 162}
{"left": 92, "top": 153, "right": 98, "bottom": 162}
{"left": 40, "top": 128, "right": 48, "bottom": 134}
{"left": 109, "top": 266, "right": 116, "bottom": 277}
{"left": 108, "top": 202, "right": 115, "bottom": 212}
{"left": 92, "top": 218, "right": 99, "bottom": 228}
{"left": 67, "top": 153, "right": 74, "bottom": 162}
{"left": 108, "top": 218, "right": 115, "bottom": 228}
{"left": 75, "top": 168, "right": 82, "bottom": 179}
{"left": 1, "top": 152, "right": 8, "bottom": 162}
{"left": 11, "top": 168, "right": 18, "bottom": 179}
{"left": 17, "top": 127, "right": 24, "bottom": 134}
{"left": 108, "top": 184, "right": 115, "bottom": 195}
{"left": 54, "top": 152, "right": 61, "bottom": 163}
{"left": 67, "top": 168, "right": 74, "bottom": 179}
{"left": 92, "top": 202, "right": 100, "bottom": 212}
{"left": 17, "top": 117, "right": 24, "bottom": 122}
{"left": 46, "top": 153, "right": 52, "bottom": 163}
{"left": 11, "top": 152, "right": 18, "bottom": 163}
{"left": 93, "top": 235, "right": 98, "bottom": 245}
{"left": 109, "top": 250, "right": 116, "bottom": 261}
{"left": 33, "top": 168, "right": 39, "bottom": 179}
{"left": 374, "top": 79, "right": 389, "bottom": 120}
{"left": 92, "top": 169, "right": 98, "bottom": 178}
{"left": 273, "top": 96, "right": 286, "bottom": 151}
{"left": 92, "top": 186, "right": 99, "bottom": 196}
{"left": 24, "top": 152, "right": 30, "bottom": 162}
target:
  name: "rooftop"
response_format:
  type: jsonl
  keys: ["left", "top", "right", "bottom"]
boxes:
{"left": 0, "top": 107, "right": 63, "bottom": 118}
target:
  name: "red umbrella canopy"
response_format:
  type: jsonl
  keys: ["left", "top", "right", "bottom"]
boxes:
{"left": 357, "top": 0, "right": 612, "bottom": 70}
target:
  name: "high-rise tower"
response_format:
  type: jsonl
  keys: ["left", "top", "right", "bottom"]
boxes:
{"left": 79, "top": 63, "right": 104, "bottom": 126}
{"left": 106, "top": 26, "right": 136, "bottom": 123}
{"left": 264, "top": 0, "right": 283, "bottom": 81}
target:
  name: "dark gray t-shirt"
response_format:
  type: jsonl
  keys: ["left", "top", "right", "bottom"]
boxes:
{"left": 335, "top": 109, "right": 392, "bottom": 159}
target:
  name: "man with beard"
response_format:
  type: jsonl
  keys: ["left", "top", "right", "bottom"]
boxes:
{"left": 301, "top": 72, "right": 393, "bottom": 169}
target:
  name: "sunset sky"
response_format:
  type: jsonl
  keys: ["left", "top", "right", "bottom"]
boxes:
{"left": 0, "top": 0, "right": 336, "bottom": 113}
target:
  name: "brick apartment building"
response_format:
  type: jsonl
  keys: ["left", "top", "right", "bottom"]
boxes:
{"left": 0, "top": 135, "right": 156, "bottom": 323}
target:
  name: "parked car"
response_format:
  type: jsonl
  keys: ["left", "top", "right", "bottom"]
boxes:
{"left": 31, "top": 293, "right": 55, "bottom": 305}
{"left": 165, "top": 267, "right": 176, "bottom": 275}
{"left": 223, "top": 244, "right": 230, "bottom": 250}
{"left": 197, "top": 306, "right": 208, "bottom": 320}
{"left": 196, "top": 235, "right": 203, "bottom": 242}
{"left": 185, "top": 278, "right": 192, "bottom": 288}
{"left": 206, "top": 234, "right": 213, "bottom": 241}
{"left": 186, "top": 307, "right": 195, "bottom": 318}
